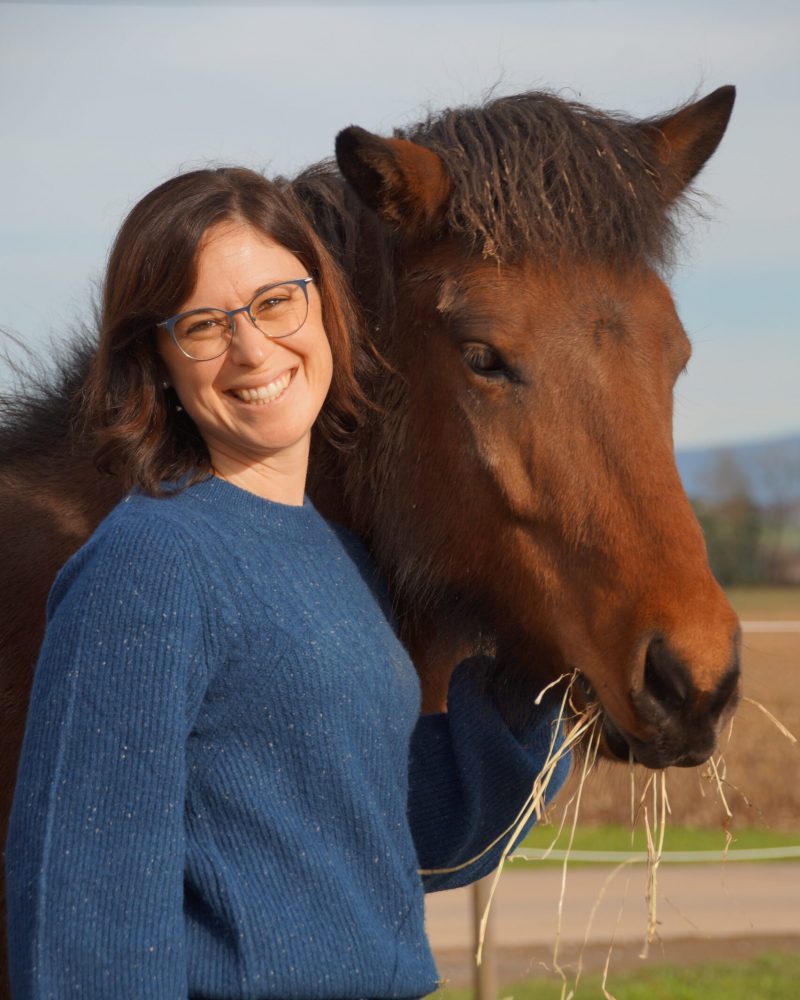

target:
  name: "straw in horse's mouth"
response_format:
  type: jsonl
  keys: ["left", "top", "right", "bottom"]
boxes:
{"left": 574, "top": 672, "right": 667, "bottom": 767}
{"left": 574, "top": 672, "right": 628, "bottom": 756}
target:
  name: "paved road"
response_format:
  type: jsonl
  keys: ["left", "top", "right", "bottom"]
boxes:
{"left": 425, "top": 861, "right": 800, "bottom": 950}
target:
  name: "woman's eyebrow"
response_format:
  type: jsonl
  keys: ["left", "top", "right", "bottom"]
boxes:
{"left": 184, "top": 278, "right": 288, "bottom": 311}
{"left": 249, "top": 279, "right": 284, "bottom": 298}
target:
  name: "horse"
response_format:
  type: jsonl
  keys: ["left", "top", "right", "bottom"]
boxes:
{"left": 0, "top": 85, "right": 740, "bottom": 994}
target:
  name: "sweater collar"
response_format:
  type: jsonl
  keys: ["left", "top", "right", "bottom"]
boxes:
{"left": 181, "top": 474, "right": 321, "bottom": 538}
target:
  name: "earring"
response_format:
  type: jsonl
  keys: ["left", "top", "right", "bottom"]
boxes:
{"left": 161, "top": 379, "right": 182, "bottom": 411}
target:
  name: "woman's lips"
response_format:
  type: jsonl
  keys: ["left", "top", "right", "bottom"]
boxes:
{"left": 226, "top": 369, "right": 294, "bottom": 405}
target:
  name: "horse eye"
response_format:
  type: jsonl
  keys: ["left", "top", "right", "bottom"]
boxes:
{"left": 461, "top": 342, "right": 510, "bottom": 379}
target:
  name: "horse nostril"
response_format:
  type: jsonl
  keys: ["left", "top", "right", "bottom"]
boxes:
{"left": 643, "top": 636, "right": 692, "bottom": 713}
{"left": 631, "top": 635, "right": 740, "bottom": 766}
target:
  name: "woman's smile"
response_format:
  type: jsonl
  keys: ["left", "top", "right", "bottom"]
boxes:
{"left": 225, "top": 367, "right": 296, "bottom": 405}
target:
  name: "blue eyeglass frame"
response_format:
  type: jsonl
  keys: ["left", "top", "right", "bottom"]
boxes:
{"left": 157, "top": 276, "right": 314, "bottom": 360}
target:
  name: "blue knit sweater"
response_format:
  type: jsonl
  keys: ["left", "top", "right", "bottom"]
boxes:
{"left": 6, "top": 476, "right": 570, "bottom": 999}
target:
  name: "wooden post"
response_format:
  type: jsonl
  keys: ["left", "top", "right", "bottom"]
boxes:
{"left": 472, "top": 875, "right": 498, "bottom": 1000}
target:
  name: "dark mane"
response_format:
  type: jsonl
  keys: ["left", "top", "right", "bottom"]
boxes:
{"left": 396, "top": 91, "right": 691, "bottom": 268}
{"left": 0, "top": 329, "right": 96, "bottom": 465}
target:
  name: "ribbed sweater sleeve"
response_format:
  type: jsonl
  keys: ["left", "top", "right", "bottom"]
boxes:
{"left": 6, "top": 515, "right": 210, "bottom": 999}
{"left": 407, "top": 656, "right": 571, "bottom": 892}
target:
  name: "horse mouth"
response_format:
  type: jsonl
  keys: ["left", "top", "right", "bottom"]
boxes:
{"left": 575, "top": 672, "right": 716, "bottom": 770}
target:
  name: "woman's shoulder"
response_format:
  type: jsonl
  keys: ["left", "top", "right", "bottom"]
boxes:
{"left": 325, "top": 519, "right": 371, "bottom": 565}
{"left": 49, "top": 489, "right": 204, "bottom": 613}
{"left": 324, "top": 519, "right": 396, "bottom": 623}
{"left": 91, "top": 487, "right": 200, "bottom": 555}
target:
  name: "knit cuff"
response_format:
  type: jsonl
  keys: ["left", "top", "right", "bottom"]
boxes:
{"left": 447, "top": 655, "right": 568, "bottom": 763}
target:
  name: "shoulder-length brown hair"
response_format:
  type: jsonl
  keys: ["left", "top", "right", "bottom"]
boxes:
{"left": 83, "top": 167, "right": 367, "bottom": 496}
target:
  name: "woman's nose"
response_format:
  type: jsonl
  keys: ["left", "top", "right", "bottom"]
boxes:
{"left": 227, "top": 312, "right": 270, "bottom": 366}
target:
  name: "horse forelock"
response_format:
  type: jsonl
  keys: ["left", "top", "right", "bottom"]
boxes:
{"left": 394, "top": 91, "right": 700, "bottom": 270}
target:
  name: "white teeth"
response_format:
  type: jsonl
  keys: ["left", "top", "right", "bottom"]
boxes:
{"left": 231, "top": 372, "right": 291, "bottom": 405}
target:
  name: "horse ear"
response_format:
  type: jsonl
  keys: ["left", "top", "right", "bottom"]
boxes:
{"left": 641, "top": 85, "right": 736, "bottom": 200}
{"left": 335, "top": 126, "right": 452, "bottom": 235}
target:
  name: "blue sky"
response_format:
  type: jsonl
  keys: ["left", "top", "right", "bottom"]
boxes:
{"left": 1, "top": 0, "right": 797, "bottom": 448}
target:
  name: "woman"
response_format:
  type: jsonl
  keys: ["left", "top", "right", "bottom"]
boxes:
{"left": 5, "top": 168, "right": 570, "bottom": 999}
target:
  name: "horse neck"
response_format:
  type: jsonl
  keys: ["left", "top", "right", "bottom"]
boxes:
{"left": 291, "top": 163, "right": 397, "bottom": 318}
{"left": 292, "top": 166, "right": 400, "bottom": 535}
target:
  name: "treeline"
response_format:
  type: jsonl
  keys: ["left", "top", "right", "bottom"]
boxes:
{"left": 690, "top": 448, "right": 800, "bottom": 586}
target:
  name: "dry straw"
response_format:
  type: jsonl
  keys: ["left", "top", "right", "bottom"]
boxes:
{"left": 422, "top": 676, "right": 798, "bottom": 999}
{"left": 742, "top": 695, "right": 797, "bottom": 744}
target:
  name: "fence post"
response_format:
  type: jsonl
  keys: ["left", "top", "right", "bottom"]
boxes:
{"left": 472, "top": 876, "right": 498, "bottom": 1000}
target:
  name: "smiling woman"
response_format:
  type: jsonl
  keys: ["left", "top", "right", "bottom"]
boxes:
{"left": 82, "top": 168, "right": 363, "bottom": 504}
{"left": 4, "top": 166, "right": 571, "bottom": 1000}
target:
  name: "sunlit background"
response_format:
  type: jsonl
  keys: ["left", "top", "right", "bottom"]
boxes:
{"left": 2, "top": 6, "right": 799, "bottom": 996}
{"left": 1, "top": 0, "right": 798, "bottom": 451}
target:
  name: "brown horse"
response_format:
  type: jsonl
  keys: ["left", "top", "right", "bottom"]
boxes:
{"left": 0, "top": 86, "right": 739, "bottom": 993}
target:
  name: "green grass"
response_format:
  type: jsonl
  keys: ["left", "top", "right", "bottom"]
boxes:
{"left": 510, "top": 823, "right": 800, "bottom": 864}
{"left": 429, "top": 950, "right": 800, "bottom": 999}
{"left": 725, "top": 586, "right": 800, "bottom": 618}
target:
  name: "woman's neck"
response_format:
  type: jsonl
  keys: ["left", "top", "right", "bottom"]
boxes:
{"left": 208, "top": 441, "right": 309, "bottom": 506}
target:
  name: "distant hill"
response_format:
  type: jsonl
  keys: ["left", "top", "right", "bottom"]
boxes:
{"left": 676, "top": 433, "right": 800, "bottom": 506}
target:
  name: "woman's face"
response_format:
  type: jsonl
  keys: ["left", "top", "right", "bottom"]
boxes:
{"left": 157, "top": 222, "right": 333, "bottom": 477}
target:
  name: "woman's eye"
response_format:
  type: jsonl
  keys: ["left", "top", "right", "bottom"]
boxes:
{"left": 461, "top": 342, "right": 510, "bottom": 379}
{"left": 182, "top": 317, "right": 226, "bottom": 338}
{"left": 255, "top": 296, "right": 291, "bottom": 318}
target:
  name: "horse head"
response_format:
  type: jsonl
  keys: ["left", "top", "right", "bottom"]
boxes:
{"left": 330, "top": 87, "right": 740, "bottom": 769}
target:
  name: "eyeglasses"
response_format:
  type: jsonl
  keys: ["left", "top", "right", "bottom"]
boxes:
{"left": 157, "top": 277, "right": 314, "bottom": 361}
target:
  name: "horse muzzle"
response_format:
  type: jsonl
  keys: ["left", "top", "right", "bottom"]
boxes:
{"left": 580, "top": 635, "right": 742, "bottom": 770}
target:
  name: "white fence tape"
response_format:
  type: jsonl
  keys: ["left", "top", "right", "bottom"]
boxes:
{"left": 511, "top": 845, "right": 800, "bottom": 863}
{"left": 741, "top": 620, "right": 800, "bottom": 632}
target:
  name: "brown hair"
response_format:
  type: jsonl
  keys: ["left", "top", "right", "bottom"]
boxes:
{"left": 83, "top": 167, "right": 366, "bottom": 496}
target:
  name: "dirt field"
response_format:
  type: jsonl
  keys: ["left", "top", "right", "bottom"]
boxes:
{"left": 432, "top": 934, "right": 800, "bottom": 991}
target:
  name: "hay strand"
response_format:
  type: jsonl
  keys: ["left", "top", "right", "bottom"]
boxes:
{"left": 742, "top": 695, "right": 798, "bottom": 744}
